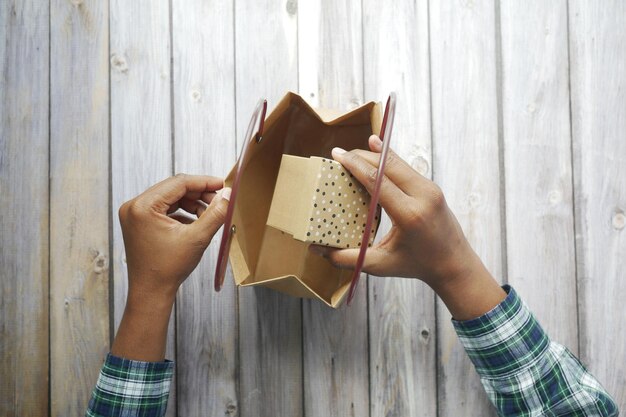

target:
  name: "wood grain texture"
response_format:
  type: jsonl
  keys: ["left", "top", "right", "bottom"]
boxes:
{"left": 362, "top": 0, "right": 437, "bottom": 416}
{"left": 0, "top": 1, "right": 49, "bottom": 415}
{"left": 3, "top": 3, "right": 626, "bottom": 416}
{"left": 298, "top": 0, "right": 363, "bottom": 110}
{"left": 299, "top": 1, "right": 369, "bottom": 416}
{"left": 302, "top": 280, "right": 368, "bottom": 417}
{"left": 234, "top": 0, "right": 302, "bottom": 416}
{"left": 238, "top": 287, "right": 303, "bottom": 417}
{"left": 500, "top": 0, "right": 578, "bottom": 352}
{"left": 569, "top": 0, "right": 626, "bottom": 409}
{"left": 429, "top": 1, "right": 502, "bottom": 416}
{"left": 49, "top": 0, "right": 110, "bottom": 414}
{"left": 172, "top": 0, "right": 238, "bottom": 415}
{"left": 110, "top": 0, "right": 177, "bottom": 414}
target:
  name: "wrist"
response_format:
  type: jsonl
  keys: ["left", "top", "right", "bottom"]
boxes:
{"left": 428, "top": 250, "right": 506, "bottom": 321}
{"left": 125, "top": 285, "right": 176, "bottom": 318}
{"left": 427, "top": 243, "right": 483, "bottom": 293}
{"left": 126, "top": 270, "right": 179, "bottom": 309}
{"left": 111, "top": 286, "right": 175, "bottom": 362}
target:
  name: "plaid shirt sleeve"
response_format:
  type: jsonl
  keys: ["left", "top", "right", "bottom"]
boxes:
{"left": 453, "top": 285, "right": 619, "bottom": 416}
{"left": 86, "top": 353, "right": 174, "bottom": 417}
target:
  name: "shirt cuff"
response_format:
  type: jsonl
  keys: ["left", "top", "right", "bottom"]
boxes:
{"left": 87, "top": 353, "right": 174, "bottom": 416}
{"left": 452, "top": 285, "right": 550, "bottom": 379}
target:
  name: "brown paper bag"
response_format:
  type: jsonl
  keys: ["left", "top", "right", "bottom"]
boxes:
{"left": 224, "top": 92, "right": 383, "bottom": 308}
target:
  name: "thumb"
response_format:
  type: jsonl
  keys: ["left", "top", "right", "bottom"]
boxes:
{"left": 192, "top": 187, "right": 231, "bottom": 242}
{"left": 308, "top": 245, "right": 387, "bottom": 276}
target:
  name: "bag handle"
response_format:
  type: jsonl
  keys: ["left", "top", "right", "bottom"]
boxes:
{"left": 346, "top": 92, "right": 397, "bottom": 305}
{"left": 214, "top": 98, "right": 267, "bottom": 292}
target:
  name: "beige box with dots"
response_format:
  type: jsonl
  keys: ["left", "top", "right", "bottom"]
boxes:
{"left": 267, "top": 154, "right": 378, "bottom": 249}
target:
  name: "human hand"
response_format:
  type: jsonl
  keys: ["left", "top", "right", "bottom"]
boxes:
{"left": 112, "top": 174, "right": 230, "bottom": 361}
{"left": 310, "top": 135, "right": 478, "bottom": 287}
{"left": 119, "top": 174, "right": 230, "bottom": 304}
{"left": 310, "top": 135, "right": 505, "bottom": 319}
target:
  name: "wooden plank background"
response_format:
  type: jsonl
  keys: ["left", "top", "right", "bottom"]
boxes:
{"left": 49, "top": 0, "right": 110, "bottom": 414}
{"left": 235, "top": 1, "right": 302, "bottom": 417}
{"left": 1, "top": 1, "right": 624, "bottom": 415}
{"left": 1, "top": 1, "right": 49, "bottom": 415}
{"left": 110, "top": 1, "right": 177, "bottom": 414}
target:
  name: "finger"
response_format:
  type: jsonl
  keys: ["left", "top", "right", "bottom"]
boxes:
{"left": 191, "top": 187, "right": 231, "bottom": 243}
{"left": 140, "top": 174, "right": 224, "bottom": 213}
{"left": 308, "top": 244, "right": 390, "bottom": 276}
{"left": 342, "top": 135, "right": 428, "bottom": 196}
{"left": 196, "top": 202, "right": 208, "bottom": 218}
{"left": 200, "top": 191, "right": 217, "bottom": 205}
{"left": 168, "top": 211, "right": 196, "bottom": 224}
{"left": 331, "top": 147, "right": 409, "bottom": 221}
{"left": 180, "top": 198, "right": 208, "bottom": 217}
{"left": 167, "top": 198, "right": 207, "bottom": 216}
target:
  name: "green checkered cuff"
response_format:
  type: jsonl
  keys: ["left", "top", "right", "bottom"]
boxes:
{"left": 86, "top": 353, "right": 174, "bottom": 417}
{"left": 452, "top": 286, "right": 618, "bottom": 415}
{"left": 452, "top": 285, "right": 550, "bottom": 379}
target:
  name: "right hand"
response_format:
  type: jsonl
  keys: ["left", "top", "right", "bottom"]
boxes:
{"left": 309, "top": 135, "right": 486, "bottom": 292}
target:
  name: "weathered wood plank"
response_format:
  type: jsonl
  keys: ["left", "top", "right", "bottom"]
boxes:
{"left": 171, "top": 1, "right": 238, "bottom": 415}
{"left": 110, "top": 1, "right": 176, "bottom": 414}
{"left": 569, "top": 0, "right": 626, "bottom": 409}
{"left": 298, "top": 0, "right": 363, "bottom": 110}
{"left": 500, "top": 0, "right": 578, "bottom": 352}
{"left": 234, "top": 1, "right": 302, "bottom": 416}
{"left": 429, "top": 1, "right": 502, "bottom": 415}
{"left": 362, "top": 0, "right": 437, "bottom": 416}
{"left": 0, "top": 1, "right": 49, "bottom": 415}
{"left": 299, "top": 1, "right": 370, "bottom": 416}
{"left": 49, "top": 0, "right": 110, "bottom": 414}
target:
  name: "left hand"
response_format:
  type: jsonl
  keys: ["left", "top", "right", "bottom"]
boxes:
{"left": 119, "top": 174, "right": 230, "bottom": 303}
{"left": 112, "top": 174, "right": 230, "bottom": 362}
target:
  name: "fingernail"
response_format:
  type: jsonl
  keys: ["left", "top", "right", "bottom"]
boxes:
{"left": 220, "top": 187, "right": 232, "bottom": 201}
{"left": 214, "top": 188, "right": 225, "bottom": 202}
{"left": 332, "top": 147, "right": 347, "bottom": 157}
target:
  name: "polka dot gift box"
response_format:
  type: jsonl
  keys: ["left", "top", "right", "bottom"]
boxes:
{"left": 267, "top": 155, "right": 379, "bottom": 249}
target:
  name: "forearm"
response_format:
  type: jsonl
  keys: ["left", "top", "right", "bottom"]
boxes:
{"left": 452, "top": 285, "right": 619, "bottom": 416}
{"left": 87, "top": 287, "right": 176, "bottom": 416}
{"left": 431, "top": 248, "right": 618, "bottom": 415}
{"left": 111, "top": 285, "right": 175, "bottom": 362}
